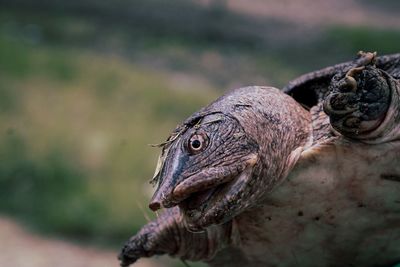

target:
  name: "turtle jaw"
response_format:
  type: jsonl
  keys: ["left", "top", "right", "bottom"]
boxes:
{"left": 177, "top": 163, "right": 257, "bottom": 232}
{"left": 149, "top": 153, "right": 258, "bottom": 231}
{"left": 149, "top": 174, "right": 236, "bottom": 232}
{"left": 177, "top": 185, "right": 224, "bottom": 231}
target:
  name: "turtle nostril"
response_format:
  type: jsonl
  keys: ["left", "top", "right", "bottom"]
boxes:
{"left": 149, "top": 187, "right": 178, "bottom": 211}
{"left": 149, "top": 189, "right": 164, "bottom": 211}
{"left": 149, "top": 201, "right": 161, "bottom": 211}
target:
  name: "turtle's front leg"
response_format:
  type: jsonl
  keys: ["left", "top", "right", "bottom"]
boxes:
{"left": 119, "top": 207, "right": 231, "bottom": 266}
{"left": 323, "top": 52, "right": 400, "bottom": 143}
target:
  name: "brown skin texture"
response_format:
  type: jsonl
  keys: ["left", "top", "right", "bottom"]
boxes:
{"left": 119, "top": 207, "right": 233, "bottom": 266}
{"left": 283, "top": 52, "right": 400, "bottom": 109}
{"left": 120, "top": 86, "right": 311, "bottom": 266}
{"left": 215, "top": 138, "right": 400, "bottom": 267}
{"left": 119, "top": 53, "right": 400, "bottom": 267}
{"left": 323, "top": 52, "right": 400, "bottom": 143}
{"left": 147, "top": 87, "right": 311, "bottom": 231}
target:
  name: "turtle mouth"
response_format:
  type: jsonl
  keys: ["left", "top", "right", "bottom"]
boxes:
{"left": 178, "top": 183, "right": 224, "bottom": 211}
{"left": 177, "top": 183, "right": 227, "bottom": 231}
{"left": 177, "top": 165, "right": 255, "bottom": 231}
{"left": 149, "top": 156, "right": 258, "bottom": 232}
{"left": 148, "top": 172, "right": 232, "bottom": 212}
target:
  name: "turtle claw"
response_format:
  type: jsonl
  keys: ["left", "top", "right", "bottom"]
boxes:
{"left": 324, "top": 92, "right": 359, "bottom": 115}
{"left": 324, "top": 52, "right": 391, "bottom": 137}
{"left": 343, "top": 66, "right": 365, "bottom": 91}
{"left": 356, "top": 51, "right": 377, "bottom": 65}
{"left": 118, "top": 231, "right": 154, "bottom": 267}
{"left": 119, "top": 247, "right": 139, "bottom": 267}
{"left": 118, "top": 218, "right": 171, "bottom": 267}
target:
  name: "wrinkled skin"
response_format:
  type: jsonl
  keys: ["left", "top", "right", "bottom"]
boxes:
{"left": 148, "top": 114, "right": 260, "bottom": 230}
{"left": 120, "top": 52, "right": 400, "bottom": 267}
{"left": 147, "top": 87, "right": 311, "bottom": 231}
{"left": 323, "top": 52, "right": 400, "bottom": 143}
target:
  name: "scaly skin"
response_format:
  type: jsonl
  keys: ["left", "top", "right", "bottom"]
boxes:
{"left": 324, "top": 52, "right": 400, "bottom": 143}
{"left": 283, "top": 52, "right": 400, "bottom": 109}
{"left": 147, "top": 87, "right": 311, "bottom": 230}
{"left": 120, "top": 86, "right": 312, "bottom": 265}
{"left": 119, "top": 207, "right": 233, "bottom": 266}
{"left": 120, "top": 52, "right": 400, "bottom": 266}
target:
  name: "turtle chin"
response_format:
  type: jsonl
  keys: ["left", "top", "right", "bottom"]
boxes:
{"left": 178, "top": 165, "right": 255, "bottom": 232}
{"left": 178, "top": 185, "right": 224, "bottom": 232}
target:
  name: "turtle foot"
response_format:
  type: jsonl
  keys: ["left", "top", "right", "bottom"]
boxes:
{"left": 118, "top": 221, "right": 164, "bottom": 267}
{"left": 323, "top": 52, "right": 391, "bottom": 137}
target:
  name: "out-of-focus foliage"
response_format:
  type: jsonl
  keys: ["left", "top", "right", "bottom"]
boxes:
{"left": 0, "top": 0, "right": 399, "bottom": 264}
{"left": 0, "top": 34, "right": 218, "bottom": 247}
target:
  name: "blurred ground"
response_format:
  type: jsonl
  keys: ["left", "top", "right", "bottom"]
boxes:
{"left": 0, "top": 216, "right": 163, "bottom": 267}
{"left": 0, "top": 0, "right": 399, "bottom": 266}
{"left": 226, "top": 0, "right": 400, "bottom": 28}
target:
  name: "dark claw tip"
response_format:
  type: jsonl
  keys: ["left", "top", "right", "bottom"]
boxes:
{"left": 118, "top": 252, "right": 138, "bottom": 267}
{"left": 118, "top": 244, "right": 141, "bottom": 267}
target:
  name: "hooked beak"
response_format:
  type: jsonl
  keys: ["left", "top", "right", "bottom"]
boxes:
{"left": 149, "top": 182, "right": 175, "bottom": 211}
{"left": 149, "top": 153, "right": 259, "bottom": 213}
{"left": 149, "top": 145, "right": 187, "bottom": 211}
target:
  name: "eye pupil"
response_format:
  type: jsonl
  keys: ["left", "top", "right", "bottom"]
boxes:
{"left": 191, "top": 139, "right": 201, "bottom": 149}
{"left": 187, "top": 133, "right": 208, "bottom": 154}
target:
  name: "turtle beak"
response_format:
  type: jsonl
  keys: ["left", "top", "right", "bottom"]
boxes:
{"left": 149, "top": 145, "right": 187, "bottom": 211}
{"left": 149, "top": 183, "right": 173, "bottom": 211}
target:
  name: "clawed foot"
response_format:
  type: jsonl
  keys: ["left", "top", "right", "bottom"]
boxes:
{"left": 118, "top": 221, "right": 166, "bottom": 267}
{"left": 118, "top": 207, "right": 227, "bottom": 266}
{"left": 323, "top": 52, "right": 391, "bottom": 137}
{"left": 118, "top": 208, "right": 184, "bottom": 267}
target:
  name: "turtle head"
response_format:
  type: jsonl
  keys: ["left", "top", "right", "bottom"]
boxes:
{"left": 149, "top": 111, "right": 259, "bottom": 231}
{"left": 148, "top": 86, "right": 311, "bottom": 231}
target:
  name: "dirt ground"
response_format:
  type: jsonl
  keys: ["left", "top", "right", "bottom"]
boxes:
{"left": 0, "top": 217, "right": 165, "bottom": 267}
{"left": 199, "top": 0, "right": 400, "bottom": 29}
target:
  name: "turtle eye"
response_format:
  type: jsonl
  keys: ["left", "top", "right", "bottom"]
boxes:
{"left": 187, "top": 133, "right": 209, "bottom": 154}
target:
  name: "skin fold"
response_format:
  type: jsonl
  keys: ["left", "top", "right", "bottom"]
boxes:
{"left": 146, "top": 87, "right": 311, "bottom": 231}
{"left": 119, "top": 52, "right": 400, "bottom": 267}
{"left": 120, "top": 86, "right": 312, "bottom": 266}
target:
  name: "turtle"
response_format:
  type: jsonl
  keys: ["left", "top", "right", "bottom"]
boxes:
{"left": 119, "top": 51, "right": 400, "bottom": 267}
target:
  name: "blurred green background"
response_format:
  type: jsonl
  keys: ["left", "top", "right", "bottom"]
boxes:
{"left": 0, "top": 0, "right": 399, "bottom": 266}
